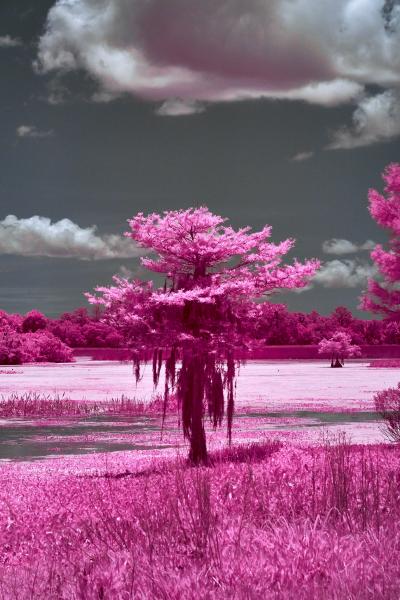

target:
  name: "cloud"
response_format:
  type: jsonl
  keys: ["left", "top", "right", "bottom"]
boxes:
{"left": 0, "top": 35, "right": 21, "bottom": 48}
{"left": 35, "top": 0, "right": 400, "bottom": 128}
{"left": 322, "top": 238, "right": 376, "bottom": 255}
{"left": 0, "top": 215, "right": 142, "bottom": 260}
{"left": 156, "top": 99, "right": 205, "bottom": 116}
{"left": 16, "top": 125, "right": 54, "bottom": 139}
{"left": 291, "top": 151, "right": 314, "bottom": 162}
{"left": 327, "top": 89, "right": 400, "bottom": 149}
{"left": 313, "top": 259, "right": 376, "bottom": 288}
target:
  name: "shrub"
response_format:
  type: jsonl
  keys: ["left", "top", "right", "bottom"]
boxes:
{"left": 21, "top": 310, "right": 48, "bottom": 333}
{"left": 0, "top": 330, "right": 73, "bottom": 364}
{"left": 374, "top": 384, "right": 400, "bottom": 443}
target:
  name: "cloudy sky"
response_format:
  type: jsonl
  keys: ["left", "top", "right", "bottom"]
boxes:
{"left": 0, "top": 0, "right": 399, "bottom": 317}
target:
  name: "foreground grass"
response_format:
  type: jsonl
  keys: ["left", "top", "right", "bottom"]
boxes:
{"left": 0, "top": 438, "right": 400, "bottom": 599}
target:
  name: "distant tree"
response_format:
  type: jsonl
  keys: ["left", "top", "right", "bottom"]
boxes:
{"left": 88, "top": 207, "right": 319, "bottom": 464}
{"left": 22, "top": 310, "right": 48, "bottom": 333}
{"left": 361, "top": 163, "right": 400, "bottom": 319}
{"left": 330, "top": 306, "right": 354, "bottom": 328}
{"left": 318, "top": 331, "right": 361, "bottom": 367}
{"left": 383, "top": 320, "right": 400, "bottom": 344}
{"left": 0, "top": 310, "right": 22, "bottom": 332}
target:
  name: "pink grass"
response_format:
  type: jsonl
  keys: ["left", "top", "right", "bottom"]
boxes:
{"left": 0, "top": 392, "right": 178, "bottom": 418}
{"left": 0, "top": 438, "right": 400, "bottom": 598}
{"left": 369, "top": 359, "right": 400, "bottom": 368}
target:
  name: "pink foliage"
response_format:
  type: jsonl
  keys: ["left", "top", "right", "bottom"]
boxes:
{"left": 0, "top": 441, "right": 400, "bottom": 598}
{"left": 0, "top": 329, "right": 73, "bottom": 365}
{"left": 0, "top": 392, "right": 177, "bottom": 418}
{"left": 88, "top": 207, "right": 319, "bottom": 463}
{"left": 22, "top": 310, "right": 48, "bottom": 333}
{"left": 362, "top": 163, "right": 400, "bottom": 319}
{"left": 318, "top": 331, "right": 361, "bottom": 367}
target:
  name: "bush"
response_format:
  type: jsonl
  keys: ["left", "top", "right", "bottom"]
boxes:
{"left": 0, "top": 330, "right": 73, "bottom": 364}
{"left": 0, "top": 328, "right": 24, "bottom": 364}
{"left": 374, "top": 383, "right": 400, "bottom": 442}
{"left": 22, "top": 310, "right": 48, "bottom": 333}
{"left": 23, "top": 331, "right": 73, "bottom": 363}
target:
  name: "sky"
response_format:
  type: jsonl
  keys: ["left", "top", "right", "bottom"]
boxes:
{"left": 0, "top": 0, "right": 399, "bottom": 317}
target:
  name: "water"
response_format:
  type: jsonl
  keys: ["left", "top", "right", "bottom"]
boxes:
{"left": 0, "top": 410, "right": 384, "bottom": 461}
{"left": 0, "top": 415, "right": 176, "bottom": 461}
{"left": 0, "top": 359, "right": 394, "bottom": 459}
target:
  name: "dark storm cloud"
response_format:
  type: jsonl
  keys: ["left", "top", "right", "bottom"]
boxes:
{"left": 36, "top": 0, "right": 400, "bottom": 147}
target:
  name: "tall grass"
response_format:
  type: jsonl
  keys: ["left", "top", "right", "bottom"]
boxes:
{"left": 0, "top": 392, "right": 178, "bottom": 418}
{"left": 0, "top": 437, "right": 399, "bottom": 598}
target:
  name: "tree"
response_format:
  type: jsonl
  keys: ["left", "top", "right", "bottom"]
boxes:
{"left": 87, "top": 207, "right": 319, "bottom": 464}
{"left": 318, "top": 331, "right": 361, "bottom": 367}
{"left": 361, "top": 163, "right": 400, "bottom": 319}
{"left": 22, "top": 310, "right": 48, "bottom": 333}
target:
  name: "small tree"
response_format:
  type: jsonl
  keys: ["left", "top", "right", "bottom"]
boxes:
{"left": 22, "top": 310, "right": 48, "bottom": 333}
{"left": 318, "top": 331, "right": 361, "bottom": 367}
{"left": 361, "top": 163, "right": 400, "bottom": 319}
{"left": 88, "top": 207, "right": 318, "bottom": 464}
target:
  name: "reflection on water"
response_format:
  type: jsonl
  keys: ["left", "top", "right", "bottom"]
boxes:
{"left": 0, "top": 410, "right": 383, "bottom": 461}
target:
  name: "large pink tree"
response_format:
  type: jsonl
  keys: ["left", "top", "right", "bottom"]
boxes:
{"left": 362, "top": 163, "right": 400, "bottom": 318}
{"left": 88, "top": 207, "right": 319, "bottom": 464}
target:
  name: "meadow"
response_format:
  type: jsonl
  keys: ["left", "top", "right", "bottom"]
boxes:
{"left": 0, "top": 356, "right": 400, "bottom": 598}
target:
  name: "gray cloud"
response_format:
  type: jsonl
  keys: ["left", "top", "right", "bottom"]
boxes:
{"left": 322, "top": 238, "right": 376, "bottom": 255}
{"left": 17, "top": 125, "right": 54, "bottom": 139}
{"left": 0, "top": 35, "right": 21, "bottom": 48}
{"left": 313, "top": 259, "right": 376, "bottom": 288}
{"left": 35, "top": 0, "right": 400, "bottom": 144}
{"left": 156, "top": 99, "right": 205, "bottom": 116}
{"left": 327, "top": 89, "right": 400, "bottom": 149}
{"left": 0, "top": 215, "right": 142, "bottom": 260}
{"left": 291, "top": 151, "right": 314, "bottom": 162}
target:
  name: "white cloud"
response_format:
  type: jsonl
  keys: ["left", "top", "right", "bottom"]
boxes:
{"left": 327, "top": 89, "right": 400, "bottom": 149}
{"left": 0, "top": 35, "right": 21, "bottom": 48}
{"left": 313, "top": 259, "right": 376, "bottom": 288}
{"left": 156, "top": 99, "right": 205, "bottom": 116}
{"left": 291, "top": 151, "right": 314, "bottom": 162}
{"left": 322, "top": 238, "right": 376, "bottom": 255}
{"left": 35, "top": 0, "right": 400, "bottom": 129}
{"left": 16, "top": 125, "right": 54, "bottom": 139}
{"left": 0, "top": 215, "right": 142, "bottom": 260}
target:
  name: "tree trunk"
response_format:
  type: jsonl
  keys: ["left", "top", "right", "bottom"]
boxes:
{"left": 332, "top": 358, "right": 343, "bottom": 368}
{"left": 180, "top": 353, "right": 208, "bottom": 465}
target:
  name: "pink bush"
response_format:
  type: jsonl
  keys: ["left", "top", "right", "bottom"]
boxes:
{"left": 21, "top": 310, "right": 48, "bottom": 333}
{"left": 0, "top": 330, "right": 73, "bottom": 365}
{"left": 374, "top": 383, "right": 400, "bottom": 443}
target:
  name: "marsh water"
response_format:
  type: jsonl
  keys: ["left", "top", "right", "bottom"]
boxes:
{"left": 0, "top": 410, "right": 383, "bottom": 461}
{"left": 0, "top": 358, "right": 397, "bottom": 460}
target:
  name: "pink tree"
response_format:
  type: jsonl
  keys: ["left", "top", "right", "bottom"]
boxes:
{"left": 318, "top": 331, "right": 361, "bottom": 367}
{"left": 361, "top": 163, "right": 400, "bottom": 319}
{"left": 88, "top": 207, "right": 319, "bottom": 464}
